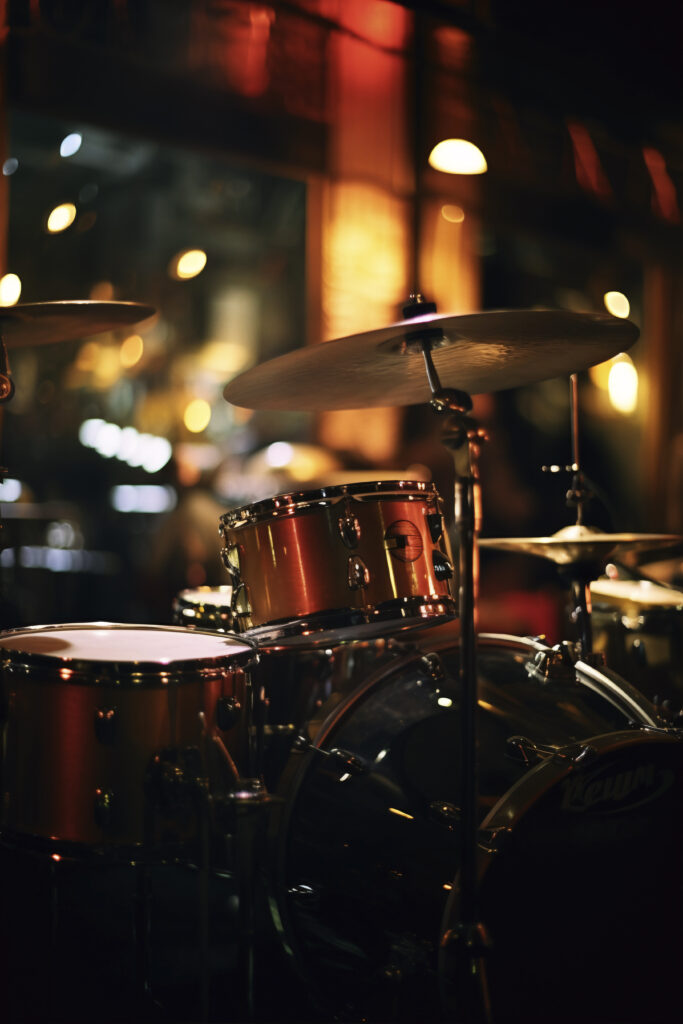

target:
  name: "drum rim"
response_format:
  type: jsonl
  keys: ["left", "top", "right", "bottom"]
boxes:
{"left": 219, "top": 479, "right": 440, "bottom": 529}
{"left": 0, "top": 621, "right": 256, "bottom": 681}
{"left": 242, "top": 596, "right": 456, "bottom": 642}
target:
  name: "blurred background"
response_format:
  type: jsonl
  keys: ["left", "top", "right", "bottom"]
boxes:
{"left": 0, "top": 0, "right": 680, "bottom": 638}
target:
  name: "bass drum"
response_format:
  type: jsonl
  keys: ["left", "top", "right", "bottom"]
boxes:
{"left": 271, "top": 634, "right": 675, "bottom": 1022}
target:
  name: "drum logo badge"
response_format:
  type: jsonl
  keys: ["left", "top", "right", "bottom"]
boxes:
{"left": 560, "top": 759, "right": 675, "bottom": 814}
{"left": 384, "top": 520, "right": 423, "bottom": 563}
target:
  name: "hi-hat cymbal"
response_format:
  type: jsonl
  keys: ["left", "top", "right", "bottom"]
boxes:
{"left": 479, "top": 524, "right": 681, "bottom": 566}
{"left": 224, "top": 309, "right": 638, "bottom": 410}
{"left": 0, "top": 301, "right": 156, "bottom": 348}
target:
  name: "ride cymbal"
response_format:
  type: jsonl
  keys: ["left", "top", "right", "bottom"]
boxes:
{"left": 224, "top": 309, "right": 638, "bottom": 410}
{"left": 0, "top": 300, "right": 156, "bottom": 347}
{"left": 479, "top": 524, "right": 681, "bottom": 566}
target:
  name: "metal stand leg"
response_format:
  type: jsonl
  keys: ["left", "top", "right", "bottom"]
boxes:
{"left": 423, "top": 365, "right": 491, "bottom": 1021}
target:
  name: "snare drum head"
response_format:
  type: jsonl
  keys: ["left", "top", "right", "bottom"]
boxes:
{"left": 0, "top": 623, "right": 253, "bottom": 848}
{"left": 442, "top": 730, "right": 683, "bottom": 1023}
{"left": 0, "top": 622, "right": 251, "bottom": 674}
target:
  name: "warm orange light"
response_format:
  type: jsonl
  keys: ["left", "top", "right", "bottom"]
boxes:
{"left": 120, "top": 334, "right": 144, "bottom": 368}
{"left": 47, "top": 203, "right": 77, "bottom": 233}
{"left": 0, "top": 273, "right": 21, "bottom": 306}
{"left": 608, "top": 355, "right": 638, "bottom": 414}
{"left": 171, "top": 249, "right": 207, "bottom": 280}
{"left": 184, "top": 398, "right": 212, "bottom": 433}
{"left": 603, "top": 291, "right": 630, "bottom": 319}
{"left": 429, "top": 139, "right": 487, "bottom": 175}
{"left": 441, "top": 204, "right": 465, "bottom": 224}
{"left": 90, "top": 281, "right": 115, "bottom": 301}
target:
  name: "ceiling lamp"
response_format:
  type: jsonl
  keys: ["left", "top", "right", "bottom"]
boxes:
{"left": 428, "top": 139, "right": 487, "bottom": 175}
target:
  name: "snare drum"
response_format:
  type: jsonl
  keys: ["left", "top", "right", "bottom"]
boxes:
{"left": 271, "top": 634, "right": 672, "bottom": 1021}
{"left": 219, "top": 481, "right": 455, "bottom": 634}
{"left": 173, "top": 585, "right": 234, "bottom": 632}
{"left": 591, "top": 576, "right": 683, "bottom": 709}
{"left": 0, "top": 623, "right": 254, "bottom": 850}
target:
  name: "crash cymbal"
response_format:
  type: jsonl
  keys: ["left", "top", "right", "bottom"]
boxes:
{"left": 479, "top": 524, "right": 681, "bottom": 566}
{"left": 224, "top": 309, "right": 638, "bottom": 410}
{"left": 0, "top": 301, "right": 155, "bottom": 347}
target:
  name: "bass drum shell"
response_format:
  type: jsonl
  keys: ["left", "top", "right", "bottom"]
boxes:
{"left": 271, "top": 634, "right": 663, "bottom": 1021}
{"left": 441, "top": 729, "right": 683, "bottom": 1024}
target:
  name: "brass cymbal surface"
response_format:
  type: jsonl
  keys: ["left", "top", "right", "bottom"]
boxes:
{"left": 224, "top": 309, "right": 638, "bottom": 410}
{"left": 479, "top": 525, "right": 681, "bottom": 566}
{"left": 0, "top": 300, "right": 156, "bottom": 347}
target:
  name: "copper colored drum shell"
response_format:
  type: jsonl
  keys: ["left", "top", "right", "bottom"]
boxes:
{"left": 219, "top": 481, "right": 455, "bottom": 632}
{"left": 0, "top": 624, "right": 253, "bottom": 850}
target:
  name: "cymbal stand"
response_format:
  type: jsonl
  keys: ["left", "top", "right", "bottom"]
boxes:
{"left": 548, "top": 374, "right": 595, "bottom": 655}
{"left": 417, "top": 332, "right": 491, "bottom": 1023}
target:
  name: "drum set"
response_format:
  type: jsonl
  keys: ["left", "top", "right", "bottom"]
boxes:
{"left": 0, "top": 299, "right": 682, "bottom": 1023}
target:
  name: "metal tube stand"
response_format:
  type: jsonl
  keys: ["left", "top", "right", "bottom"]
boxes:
{"left": 419, "top": 336, "right": 492, "bottom": 1024}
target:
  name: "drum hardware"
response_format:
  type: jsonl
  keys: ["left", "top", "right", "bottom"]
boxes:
{"left": 505, "top": 735, "right": 558, "bottom": 768}
{"left": 347, "top": 553, "right": 370, "bottom": 590}
{"left": 522, "top": 640, "right": 577, "bottom": 683}
{"left": 224, "top": 301, "right": 642, "bottom": 1022}
{"left": 338, "top": 505, "right": 361, "bottom": 548}
{"left": 483, "top": 375, "right": 680, "bottom": 658}
{"left": 417, "top": 323, "right": 491, "bottom": 1020}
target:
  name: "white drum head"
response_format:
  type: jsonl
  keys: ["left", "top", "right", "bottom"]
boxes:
{"left": 0, "top": 622, "right": 252, "bottom": 663}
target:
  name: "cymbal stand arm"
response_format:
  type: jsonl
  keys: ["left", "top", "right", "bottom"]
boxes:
{"left": 561, "top": 565, "right": 595, "bottom": 657}
{"left": 566, "top": 373, "right": 591, "bottom": 525}
{"left": 422, "top": 340, "right": 491, "bottom": 1023}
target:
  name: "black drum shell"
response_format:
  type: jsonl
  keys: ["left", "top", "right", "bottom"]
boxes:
{"left": 271, "top": 634, "right": 664, "bottom": 1021}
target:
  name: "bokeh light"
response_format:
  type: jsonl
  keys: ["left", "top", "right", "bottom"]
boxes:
{"left": 0, "top": 273, "right": 22, "bottom": 306}
{"left": 120, "top": 334, "right": 144, "bottom": 368}
{"left": 171, "top": 249, "right": 208, "bottom": 280}
{"left": 441, "top": 204, "right": 465, "bottom": 223}
{"left": 59, "top": 133, "right": 83, "bottom": 158}
{"left": 428, "top": 139, "right": 487, "bottom": 174}
{"left": 603, "top": 291, "right": 630, "bottom": 318}
{"left": 184, "top": 398, "right": 212, "bottom": 433}
{"left": 47, "top": 203, "right": 77, "bottom": 233}
{"left": 608, "top": 355, "right": 638, "bottom": 414}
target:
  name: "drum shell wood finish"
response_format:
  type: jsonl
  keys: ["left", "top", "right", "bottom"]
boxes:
{"left": 0, "top": 625, "right": 251, "bottom": 849}
{"left": 219, "top": 482, "right": 455, "bottom": 632}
